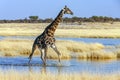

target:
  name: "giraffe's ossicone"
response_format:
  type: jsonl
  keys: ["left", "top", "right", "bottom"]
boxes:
{"left": 28, "top": 5, "right": 73, "bottom": 65}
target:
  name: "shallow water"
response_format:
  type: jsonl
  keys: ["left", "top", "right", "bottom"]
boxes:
{"left": 0, "top": 57, "right": 120, "bottom": 74}
{"left": 59, "top": 37, "right": 120, "bottom": 46}
{"left": 0, "top": 36, "right": 5, "bottom": 40}
{"left": 0, "top": 36, "right": 120, "bottom": 74}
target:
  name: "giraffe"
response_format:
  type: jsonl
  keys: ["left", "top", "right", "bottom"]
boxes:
{"left": 28, "top": 6, "right": 73, "bottom": 65}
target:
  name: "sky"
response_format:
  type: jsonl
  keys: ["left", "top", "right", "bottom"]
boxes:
{"left": 0, "top": 0, "right": 120, "bottom": 19}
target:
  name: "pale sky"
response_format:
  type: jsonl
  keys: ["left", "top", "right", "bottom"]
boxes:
{"left": 0, "top": 0, "right": 120, "bottom": 19}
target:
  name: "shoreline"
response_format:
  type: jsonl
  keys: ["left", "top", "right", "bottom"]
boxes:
{"left": 0, "top": 22, "right": 120, "bottom": 38}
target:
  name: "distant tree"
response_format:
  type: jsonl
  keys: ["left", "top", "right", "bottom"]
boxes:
{"left": 43, "top": 18, "right": 53, "bottom": 23}
{"left": 63, "top": 17, "right": 71, "bottom": 23}
{"left": 91, "top": 16, "right": 98, "bottom": 22}
{"left": 29, "top": 16, "right": 39, "bottom": 21}
{"left": 115, "top": 18, "right": 120, "bottom": 21}
{"left": 0, "top": 15, "right": 120, "bottom": 23}
{"left": 38, "top": 19, "right": 44, "bottom": 23}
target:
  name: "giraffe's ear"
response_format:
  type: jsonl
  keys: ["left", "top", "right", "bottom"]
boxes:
{"left": 64, "top": 5, "right": 67, "bottom": 8}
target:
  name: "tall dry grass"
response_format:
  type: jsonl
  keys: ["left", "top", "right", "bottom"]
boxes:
{"left": 0, "top": 39, "right": 119, "bottom": 59}
{"left": 0, "top": 70, "right": 120, "bottom": 80}
{"left": 0, "top": 22, "right": 120, "bottom": 38}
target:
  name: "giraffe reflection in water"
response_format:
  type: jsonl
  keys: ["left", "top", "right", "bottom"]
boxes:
{"left": 28, "top": 65, "right": 63, "bottom": 75}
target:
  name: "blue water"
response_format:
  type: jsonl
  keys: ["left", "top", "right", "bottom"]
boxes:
{"left": 0, "top": 36, "right": 5, "bottom": 40}
{"left": 58, "top": 37, "right": 120, "bottom": 46}
{"left": 0, "top": 57, "right": 120, "bottom": 74}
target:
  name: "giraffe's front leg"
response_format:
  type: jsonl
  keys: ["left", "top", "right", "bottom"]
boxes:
{"left": 40, "top": 48, "right": 47, "bottom": 65}
{"left": 51, "top": 44, "right": 61, "bottom": 63}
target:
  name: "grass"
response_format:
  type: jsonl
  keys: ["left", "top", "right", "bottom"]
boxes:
{"left": 0, "top": 22, "right": 120, "bottom": 38}
{"left": 0, "top": 22, "right": 120, "bottom": 59}
{"left": 0, "top": 39, "right": 119, "bottom": 60}
{"left": 0, "top": 70, "right": 120, "bottom": 80}
{"left": 0, "top": 22, "right": 120, "bottom": 80}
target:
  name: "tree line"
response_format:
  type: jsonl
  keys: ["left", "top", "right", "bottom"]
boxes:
{"left": 0, "top": 16, "right": 120, "bottom": 23}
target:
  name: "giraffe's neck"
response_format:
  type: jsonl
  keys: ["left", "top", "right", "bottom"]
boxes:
{"left": 44, "top": 9, "right": 64, "bottom": 37}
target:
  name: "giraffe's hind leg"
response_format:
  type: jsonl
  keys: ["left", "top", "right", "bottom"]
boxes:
{"left": 28, "top": 44, "right": 37, "bottom": 64}
{"left": 51, "top": 44, "right": 61, "bottom": 62}
{"left": 44, "top": 48, "right": 48, "bottom": 63}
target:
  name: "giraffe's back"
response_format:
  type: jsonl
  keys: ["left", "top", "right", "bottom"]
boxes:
{"left": 34, "top": 33, "right": 55, "bottom": 48}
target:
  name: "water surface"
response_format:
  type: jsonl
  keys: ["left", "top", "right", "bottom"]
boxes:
{"left": 0, "top": 57, "right": 120, "bottom": 74}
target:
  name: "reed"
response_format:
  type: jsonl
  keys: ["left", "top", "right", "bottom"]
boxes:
{"left": 114, "top": 50, "right": 120, "bottom": 58}
{"left": 0, "top": 39, "right": 119, "bottom": 59}
{"left": 0, "top": 70, "right": 120, "bottom": 80}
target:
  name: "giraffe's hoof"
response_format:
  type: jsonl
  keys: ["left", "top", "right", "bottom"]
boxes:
{"left": 28, "top": 61, "right": 30, "bottom": 65}
{"left": 58, "top": 62, "right": 62, "bottom": 66}
{"left": 28, "top": 56, "right": 31, "bottom": 59}
{"left": 42, "top": 63, "right": 47, "bottom": 66}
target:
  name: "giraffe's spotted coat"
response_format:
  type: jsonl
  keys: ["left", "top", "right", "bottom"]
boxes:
{"left": 28, "top": 6, "right": 73, "bottom": 65}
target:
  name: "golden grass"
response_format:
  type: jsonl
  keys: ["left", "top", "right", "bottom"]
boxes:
{"left": 0, "top": 22, "right": 120, "bottom": 38}
{"left": 0, "top": 70, "right": 120, "bottom": 80}
{"left": 114, "top": 49, "right": 120, "bottom": 58}
{"left": 0, "top": 39, "right": 119, "bottom": 59}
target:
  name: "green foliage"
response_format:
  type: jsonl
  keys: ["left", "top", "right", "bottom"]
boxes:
{"left": 29, "top": 16, "right": 39, "bottom": 20}
{"left": 0, "top": 16, "right": 120, "bottom": 23}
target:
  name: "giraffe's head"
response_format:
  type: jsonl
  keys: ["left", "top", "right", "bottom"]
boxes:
{"left": 63, "top": 5, "right": 73, "bottom": 15}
